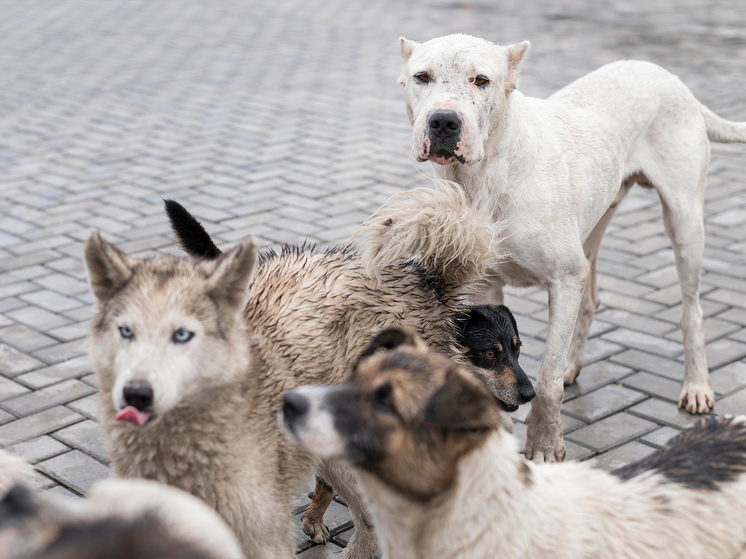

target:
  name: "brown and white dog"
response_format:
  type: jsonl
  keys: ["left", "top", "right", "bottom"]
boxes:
{"left": 371, "top": 33, "right": 746, "bottom": 462}
{"left": 281, "top": 328, "right": 746, "bottom": 559}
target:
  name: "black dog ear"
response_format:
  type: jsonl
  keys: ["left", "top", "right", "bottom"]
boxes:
{"left": 0, "top": 484, "right": 37, "bottom": 522}
{"left": 424, "top": 369, "right": 502, "bottom": 432}
{"left": 456, "top": 305, "right": 491, "bottom": 336}
{"left": 497, "top": 305, "right": 519, "bottom": 336}
{"left": 358, "top": 327, "right": 419, "bottom": 362}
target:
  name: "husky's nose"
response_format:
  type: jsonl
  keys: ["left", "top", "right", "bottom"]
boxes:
{"left": 123, "top": 381, "right": 154, "bottom": 411}
{"left": 428, "top": 109, "right": 462, "bottom": 138}
{"left": 282, "top": 391, "right": 310, "bottom": 423}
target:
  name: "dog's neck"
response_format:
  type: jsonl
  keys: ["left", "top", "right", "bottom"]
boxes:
{"left": 358, "top": 430, "right": 530, "bottom": 559}
{"left": 441, "top": 91, "right": 535, "bottom": 214}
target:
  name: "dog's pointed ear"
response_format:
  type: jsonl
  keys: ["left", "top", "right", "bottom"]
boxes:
{"left": 497, "top": 304, "right": 519, "bottom": 337}
{"left": 424, "top": 368, "right": 502, "bottom": 432}
{"left": 505, "top": 41, "right": 530, "bottom": 93}
{"left": 399, "top": 37, "right": 419, "bottom": 61}
{"left": 206, "top": 237, "right": 257, "bottom": 314}
{"left": 84, "top": 230, "right": 137, "bottom": 302}
{"left": 355, "top": 327, "right": 427, "bottom": 371}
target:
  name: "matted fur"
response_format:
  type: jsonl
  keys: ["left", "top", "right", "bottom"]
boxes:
{"left": 85, "top": 195, "right": 521, "bottom": 559}
{"left": 0, "top": 479, "right": 243, "bottom": 559}
{"left": 282, "top": 331, "right": 746, "bottom": 559}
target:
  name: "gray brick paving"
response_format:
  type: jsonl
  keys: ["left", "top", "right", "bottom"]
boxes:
{"left": 0, "top": 0, "right": 745, "bottom": 554}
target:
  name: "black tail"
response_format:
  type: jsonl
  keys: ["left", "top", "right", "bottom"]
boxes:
{"left": 164, "top": 200, "right": 223, "bottom": 259}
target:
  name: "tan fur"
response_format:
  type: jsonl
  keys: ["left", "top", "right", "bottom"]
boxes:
{"left": 85, "top": 205, "right": 512, "bottom": 559}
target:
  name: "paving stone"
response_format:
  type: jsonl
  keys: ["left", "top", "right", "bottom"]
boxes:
{"left": 4, "top": 436, "right": 70, "bottom": 464}
{"left": 14, "top": 355, "right": 91, "bottom": 388}
{"left": 566, "top": 413, "right": 658, "bottom": 453}
{"left": 0, "top": 375, "right": 31, "bottom": 401}
{"left": 296, "top": 543, "right": 345, "bottom": 557}
{"left": 589, "top": 441, "right": 657, "bottom": 471}
{"left": 694, "top": 337, "right": 746, "bottom": 370}
{"left": 0, "top": 324, "right": 58, "bottom": 353}
{"left": 66, "top": 393, "right": 101, "bottom": 420}
{"left": 0, "top": 342, "right": 45, "bottom": 377}
{"left": 581, "top": 337, "right": 625, "bottom": 365}
{"left": 601, "top": 329, "right": 682, "bottom": 359}
{"left": 564, "top": 440, "right": 596, "bottom": 461}
{"left": 37, "top": 449, "right": 111, "bottom": 494}
{"left": 715, "top": 390, "right": 746, "bottom": 417}
{"left": 621, "top": 372, "right": 682, "bottom": 403}
{"left": 710, "top": 361, "right": 746, "bottom": 396}
{"left": 640, "top": 426, "right": 681, "bottom": 449}
{"left": 628, "top": 398, "right": 705, "bottom": 429}
{"left": 562, "top": 385, "right": 647, "bottom": 422}
{"left": 664, "top": 317, "right": 740, "bottom": 343}
{"left": 564, "top": 361, "right": 634, "bottom": 399}
{"left": 0, "top": 406, "right": 83, "bottom": 446}
{"left": 594, "top": 309, "right": 675, "bottom": 336}
{"left": 2, "top": 379, "right": 95, "bottom": 416}
{"left": 53, "top": 419, "right": 110, "bottom": 463}
{"left": 610, "top": 349, "right": 685, "bottom": 381}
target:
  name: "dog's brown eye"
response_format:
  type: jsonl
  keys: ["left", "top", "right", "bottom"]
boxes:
{"left": 374, "top": 384, "right": 395, "bottom": 411}
{"left": 474, "top": 75, "right": 489, "bottom": 87}
{"left": 483, "top": 350, "right": 496, "bottom": 359}
{"left": 415, "top": 73, "right": 430, "bottom": 84}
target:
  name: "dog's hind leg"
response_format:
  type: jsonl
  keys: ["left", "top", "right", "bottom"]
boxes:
{"left": 302, "top": 476, "right": 334, "bottom": 544}
{"left": 318, "top": 460, "right": 378, "bottom": 559}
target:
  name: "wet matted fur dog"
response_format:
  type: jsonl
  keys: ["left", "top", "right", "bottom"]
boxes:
{"left": 83, "top": 196, "right": 533, "bottom": 559}
{"left": 369, "top": 33, "right": 746, "bottom": 462}
{"left": 0, "top": 478, "right": 243, "bottom": 559}
{"left": 282, "top": 328, "right": 746, "bottom": 559}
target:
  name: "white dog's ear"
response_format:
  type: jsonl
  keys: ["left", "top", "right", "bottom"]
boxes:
{"left": 399, "top": 37, "right": 419, "bottom": 61}
{"left": 207, "top": 237, "right": 257, "bottom": 315}
{"left": 505, "top": 41, "right": 530, "bottom": 93}
{"left": 84, "top": 230, "right": 137, "bottom": 302}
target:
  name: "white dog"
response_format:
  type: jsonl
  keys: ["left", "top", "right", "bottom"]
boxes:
{"left": 281, "top": 328, "right": 746, "bottom": 559}
{"left": 372, "top": 33, "right": 746, "bottom": 461}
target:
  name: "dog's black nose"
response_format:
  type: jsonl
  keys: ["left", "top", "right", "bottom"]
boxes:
{"left": 123, "top": 381, "right": 154, "bottom": 411}
{"left": 428, "top": 109, "right": 462, "bottom": 138}
{"left": 519, "top": 382, "right": 536, "bottom": 404}
{"left": 282, "top": 391, "right": 309, "bottom": 422}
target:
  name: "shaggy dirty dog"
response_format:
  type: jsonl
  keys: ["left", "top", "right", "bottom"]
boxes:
{"left": 384, "top": 33, "right": 746, "bottom": 462}
{"left": 83, "top": 195, "right": 533, "bottom": 559}
{"left": 282, "top": 327, "right": 746, "bottom": 559}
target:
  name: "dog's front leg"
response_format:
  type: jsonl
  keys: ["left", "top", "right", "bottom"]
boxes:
{"left": 525, "top": 264, "right": 589, "bottom": 462}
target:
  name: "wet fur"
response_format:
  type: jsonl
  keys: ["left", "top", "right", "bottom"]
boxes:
{"left": 283, "top": 330, "right": 746, "bottom": 559}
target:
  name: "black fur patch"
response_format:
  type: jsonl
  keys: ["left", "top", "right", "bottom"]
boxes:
{"left": 612, "top": 416, "right": 746, "bottom": 490}
{"left": 164, "top": 199, "right": 223, "bottom": 259}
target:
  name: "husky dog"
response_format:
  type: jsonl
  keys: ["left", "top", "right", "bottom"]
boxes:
{"left": 282, "top": 328, "right": 746, "bottom": 559}
{"left": 0, "top": 479, "right": 243, "bottom": 559}
{"left": 83, "top": 195, "right": 533, "bottom": 559}
{"left": 384, "top": 33, "right": 746, "bottom": 462}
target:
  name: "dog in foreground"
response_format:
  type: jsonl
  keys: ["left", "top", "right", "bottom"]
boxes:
{"left": 282, "top": 328, "right": 746, "bottom": 559}
{"left": 0, "top": 461, "right": 242, "bottom": 559}
{"left": 364, "top": 33, "right": 746, "bottom": 462}
{"left": 82, "top": 198, "right": 533, "bottom": 559}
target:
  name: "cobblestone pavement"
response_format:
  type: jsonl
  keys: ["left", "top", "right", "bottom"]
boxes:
{"left": 1, "top": 0, "right": 746, "bottom": 555}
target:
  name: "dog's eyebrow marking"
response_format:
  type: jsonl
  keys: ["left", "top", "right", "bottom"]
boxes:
{"left": 612, "top": 417, "right": 746, "bottom": 490}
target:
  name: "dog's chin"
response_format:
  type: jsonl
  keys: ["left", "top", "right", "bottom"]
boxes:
{"left": 496, "top": 399, "right": 519, "bottom": 413}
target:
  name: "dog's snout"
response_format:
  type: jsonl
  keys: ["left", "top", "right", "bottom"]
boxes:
{"left": 282, "top": 391, "right": 310, "bottom": 423}
{"left": 519, "top": 382, "right": 536, "bottom": 404}
{"left": 428, "top": 110, "right": 462, "bottom": 138}
{"left": 123, "top": 381, "right": 154, "bottom": 412}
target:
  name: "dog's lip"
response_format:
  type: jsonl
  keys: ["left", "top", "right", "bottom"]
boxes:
{"left": 497, "top": 400, "right": 519, "bottom": 413}
{"left": 430, "top": 154, "right": 457, "bottom": 165}
{"left": 115, "top": 406, "right": 153, "bottom": 426}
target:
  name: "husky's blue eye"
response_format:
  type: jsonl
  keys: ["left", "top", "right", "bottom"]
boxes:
{"left": 173, "top": 329, "right": 194, "bottom": 344}
{"left": 119, "top": 326, "right": 134, "bottom": 340}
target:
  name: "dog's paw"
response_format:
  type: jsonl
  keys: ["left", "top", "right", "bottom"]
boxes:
{"left": 678, "top": 382, "right": 715, "bottom": 414}
{"left": 302, "top": 513, "right": 331, "bottom": 544}
{"left": 525, "top": 417, "right": 566, "bottom": 463}
{"left": 563, "top": 362, "right": 582, "bottom": 386}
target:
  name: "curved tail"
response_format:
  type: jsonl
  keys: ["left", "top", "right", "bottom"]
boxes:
{"left": 354, "top": 179, "right": 499, "bottom": 289}
{"left": 701, "top": 104, "right": 746, "bottom": 143}
{"left": 164, "top": 200, "right": 223, "bottom": 259}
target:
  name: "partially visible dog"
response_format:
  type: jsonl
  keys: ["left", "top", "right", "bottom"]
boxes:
{"left": 384, "top": 33, "right": 746, "bottom": 461}
{"left": 0, "top": 478, "right": 243, "bottom": 559}
{"left": 0, "top": 451, "right": 37, "bottom": 495}
{"left": 282, "top": 328, "right": 746, "bottom": 559}
{"left": 83, "top": 197, "right": 533, "bottom": 559}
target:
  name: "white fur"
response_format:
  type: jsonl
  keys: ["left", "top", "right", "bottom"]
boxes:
{"left": 391, "top": 33, "right": 746, "bottom": 461}
{"left": 0, "top": 450, "right": 37, "bottom": 494}
{"left": 280, "top": 386, "right": 347, "bottom": 458}
{"left": 358, "top": 419, "right": 746, "bottom": 559}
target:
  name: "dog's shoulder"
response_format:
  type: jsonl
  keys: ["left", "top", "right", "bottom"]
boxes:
{"left": 612, "top": 415, "right": 746, "bottom": 489}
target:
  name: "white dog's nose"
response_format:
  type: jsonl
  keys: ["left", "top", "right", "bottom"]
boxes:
{"left": 428, "top": 109, "right": 462, "bottom": 138}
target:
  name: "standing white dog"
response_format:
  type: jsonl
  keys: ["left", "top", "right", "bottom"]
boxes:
{"left": 367, "top": 34, "right": 746, "bottom": 461}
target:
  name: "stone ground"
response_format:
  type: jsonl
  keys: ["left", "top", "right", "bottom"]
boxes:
{"left": 1, "top": 0, "right": 746, "bottom": 555}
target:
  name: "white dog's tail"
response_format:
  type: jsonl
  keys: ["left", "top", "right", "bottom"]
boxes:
{"left": 354, "top": 179, "right": 499, "bottom": 290}
{"left": 701, "top": 104, "right": 746, "bottom": 143}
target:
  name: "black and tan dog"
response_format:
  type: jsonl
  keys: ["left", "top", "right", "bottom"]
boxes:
{"left": 282, "top": 328, "right": 746, "bottom": 559}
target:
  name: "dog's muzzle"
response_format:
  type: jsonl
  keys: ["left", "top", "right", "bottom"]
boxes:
{"left": 427, "top": 109, "right": 463, "bottom": 162}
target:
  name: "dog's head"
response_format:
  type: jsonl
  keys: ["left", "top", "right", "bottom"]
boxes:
{"left": 458, "top": 305, "right": 534, "bottom": 412}
{"left": 84, "top": 231, "right": 256, "bottom": 428}
{"left": 281, "top": 328, "right": 504, "bottom": 501}
{"left": 398, "top": 34, "right": 529, "bottom": 166}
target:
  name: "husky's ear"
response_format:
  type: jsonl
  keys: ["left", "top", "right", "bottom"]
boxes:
{"left": 84, "top": 231, "right": 137, "bottom": 302}
{"left": 399, "top": 37, "right": 419, "bottom": 61}
{"left": 206, "top": 237, "right": 257, "bottom": 314}
{"left": 505, "top": 41, "right": 530, "bottom": 93}
{"left": 424, "top": 368, "right": 502, "bottom": 432}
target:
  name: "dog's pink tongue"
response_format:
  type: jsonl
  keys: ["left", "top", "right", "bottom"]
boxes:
{"left": 115, "top": 406, "right": 150, "bottom": 426}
